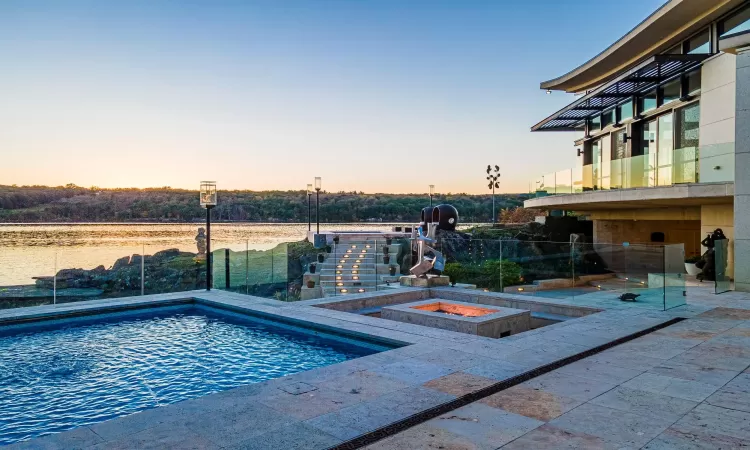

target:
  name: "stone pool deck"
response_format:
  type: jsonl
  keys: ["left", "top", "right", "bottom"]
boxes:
{"left": 4, "top": 286, "right": 750, "bottom": 449}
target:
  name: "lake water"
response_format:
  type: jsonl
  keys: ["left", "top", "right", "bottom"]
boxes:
{"left": 0, "top": 223, "right": 415, "bottom": 286}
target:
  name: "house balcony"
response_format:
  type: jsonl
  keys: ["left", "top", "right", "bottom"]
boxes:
{"left": 526, "top": 147, "right": 734, "bottom": 210}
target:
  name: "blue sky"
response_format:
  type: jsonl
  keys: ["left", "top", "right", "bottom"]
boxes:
{"left": 0, "top": 0, "right": 666, "bottom": 193}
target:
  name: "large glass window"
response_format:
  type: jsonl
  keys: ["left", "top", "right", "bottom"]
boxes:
{"left": 662, "top": 79, "right": 681, "bottom": 105}
{"left": 640, "top": 90, "right": 657, "bottom": 112}
{"left": 721, "top": 5, "right": 750, "bottom": 38}
{"left": 612, "top": 129, "right": 627, "bottom": 160}
{"left": 657, "top": 113, "right": 674, "bottom": 185}
{"left": 640, "top": 121, "right": 655, "bottom": 155}
{"left": 686, "top": 29, "right": 710, "bottom": 54}
{"left": 674, "top": 102, "right": 700, "bottom": 184}
{"left": 589, "top": 116, "right": 601, "bottom": 133}
{"left": 618, "top": 101, "right": 633, "bottom": 122}
{"left": 602, "top": 110, "right": 615, "bottom": 128}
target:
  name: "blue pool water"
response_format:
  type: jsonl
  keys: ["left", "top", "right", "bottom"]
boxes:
{"left": 0, "top": 305, "right": 389, "bottom": 445}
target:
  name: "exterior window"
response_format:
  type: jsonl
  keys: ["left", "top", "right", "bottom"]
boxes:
{"left": 675, "top": 102, "right": 700, "bottom": 184}
{"left": 687, "top": 70, "right": 701, "bottom": 95}
{"left": 721, "top": 5, "right": 750, "bottom": 38}
{"left": 602, "top": 110, "right": 615, "bottom": 128}
{"left": 612, "top": 129, "right": 627, "bottom": 160}
{"left": 665, "top": 44, "right": 682, "bottom": 55}
{"left": 640, "top": 90, "right": 657, "bottom": 112}
{"left": 640, "top": 121, "right": 655, "bottom": 155}
{"left": 661, "top": 79, "right": 681, "bottom": 105}
{"left": 589, "top": 116, "right": 601, "bottom": 132}
{"left": 618, "top": 101, "right": 633, "bottom": 121}
{"left": 685, "top": 29, "right": 710, "bottom": 54}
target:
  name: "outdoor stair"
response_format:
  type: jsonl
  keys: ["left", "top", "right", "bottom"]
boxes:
{"left": 315, "top": 240, "right": 403, "bottom": 296}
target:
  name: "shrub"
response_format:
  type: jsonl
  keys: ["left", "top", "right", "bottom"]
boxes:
{"left": 685, "top": 255, "right": 702, "bottom": 264}
{"left": 442, "top": 260, "right": 522, "bottom": 290}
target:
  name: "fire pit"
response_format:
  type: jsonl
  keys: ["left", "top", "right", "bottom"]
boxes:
{"left": 411, "top": 302, "right": 499, "bottom": 317}
{"left": 381, "top": 299, "right": 530, "bottom": 338}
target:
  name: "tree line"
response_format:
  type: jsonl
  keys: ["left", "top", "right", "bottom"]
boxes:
{"left": 0, "top": 184, "right": 532, "bottom": 223}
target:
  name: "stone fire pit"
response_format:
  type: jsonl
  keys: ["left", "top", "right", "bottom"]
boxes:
{"left": 381, "top": 299, "right": 530, "bottom": 338}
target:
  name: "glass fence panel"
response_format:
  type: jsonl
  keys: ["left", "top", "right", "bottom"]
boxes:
{"left": 52, "top": 245, "right": 145, "bottom": 305}
{"left": 610, "top": 158, "right": 625, "bottom": 189}
{"left": 0, "top": 248, "right": 57, "bottom": 310}
{"left": 663, "top": 243, "right": 687, "bottom": 309}
{"left": 582, "top": 165, "right": 594, "bottom": 191}
{"left": 438, "top": 238, "right": 679, "bottom": 311}
{"left": 142, "top": 244, "right": 205, "bottom": 295}
{"left": 572, "top": 166, "right": 584, "bottom": 193}
{"left": 673, "top": 146, "right": 699, "bottom": 184}
{"left": 555, "top": 169, "right": 573, "bottom": 194}
{"left": 715, "top": 238, "right": 732, "bottom": 294}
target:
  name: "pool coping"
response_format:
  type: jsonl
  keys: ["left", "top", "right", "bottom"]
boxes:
{"left": 2, "top": 288, "right": 688, "bottom": 450}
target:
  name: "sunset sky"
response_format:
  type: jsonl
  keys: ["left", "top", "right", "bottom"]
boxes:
{"left": 0, "top": 0, "right": 665, "bottom": 194}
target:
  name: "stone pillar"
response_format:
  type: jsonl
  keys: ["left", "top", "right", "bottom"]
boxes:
{"left": 735, "top": 48, "right": 750, "bottom": 291}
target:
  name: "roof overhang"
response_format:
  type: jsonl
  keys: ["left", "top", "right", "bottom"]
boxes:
{"left": 531, "top": 54, "right": 709, "bottom": 132}
{"left": 541, "top": 0, "right": 744, "bottom": 93}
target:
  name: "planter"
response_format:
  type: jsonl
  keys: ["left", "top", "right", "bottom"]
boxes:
{"left": 325, "top": 245, "right": 332, "bottom": 254}
{"left": 333, "top": 236, "right": 340, "bottom": 244}
{"left": 309, "top": 264, "right": 316, "bottom": 274}
{"left": 389, "top": 266, "right": 397, "bottom": 276}
{"left": 306, "top": 280, "right": 315, "bottom": 289}
{"left": 383, "top": 255, "right": 391, "bottom": 264}
{"left": 383, "top": 246, "right": 390, "bottom": 255}
{"left": 317, "top": 254, "right": 325, "bottom": 263}
{"left": 386, "top": 238, "right": 393, "bottom": 245}
{"left": 685, "top": 262, "right": 702, "bottom": 276}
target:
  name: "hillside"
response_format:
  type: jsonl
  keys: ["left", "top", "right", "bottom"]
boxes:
{"left": 0, "top": 185, "right": 531, "bottom": 223}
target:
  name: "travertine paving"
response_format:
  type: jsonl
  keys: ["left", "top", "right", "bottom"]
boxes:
{"left": 369, "top": 296, "right": 750, "bottom": 449}
{"left": 4, "top": 285, "right": 750, "bottom": 449}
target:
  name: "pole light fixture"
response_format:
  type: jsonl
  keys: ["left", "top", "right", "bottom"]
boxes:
{"left": 429, "top": 184, "right": 435, "bottom": 208}
{"left": 314, "top": 177, "right": 322, "bottom": 234}
{"left": 306, "top": 183, "right": 313, "bottom": 232}
{"left": 199, "top": 181, "right": 217, "bottom": 291}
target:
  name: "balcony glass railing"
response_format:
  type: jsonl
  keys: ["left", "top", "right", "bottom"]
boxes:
{"left": 531, "top": 146, "right": 702, "bottom": 195}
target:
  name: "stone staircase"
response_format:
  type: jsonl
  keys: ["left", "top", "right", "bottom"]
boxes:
{"left": 317, "top": 240, "right": 402, "bottom": 296}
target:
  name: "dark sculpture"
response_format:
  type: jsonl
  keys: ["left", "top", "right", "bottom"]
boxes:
{"left": 411, "top": 204, "right": 459, "bottom": 277}
{"left": 696, "top": 228, "right": 728, "bottom": 282}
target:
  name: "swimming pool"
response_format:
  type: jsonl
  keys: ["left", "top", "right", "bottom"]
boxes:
{"left": 0, "top": 305, "right": 391, "bottom": 445}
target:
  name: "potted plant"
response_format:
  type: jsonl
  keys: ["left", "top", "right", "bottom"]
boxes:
{"left": 389, "top": 265, "right": 397, "bottom": 276}
{"left": 309, "top": 263, "right": 317, "bottom": 274}
{"left": 383, "top": 246, "right": 390, "bottom": 255}
{"left": 306, "top": 279, "right": 315, "bottom": 289}
{"left": 325, "top": 245, "right": 332, "bottom": 254}
{"left": 317, "top": 253, "right": 325, "bottom": 263}
{"left": 386, "top": 237, "right": 393, "bottom": 245}
{"left": 685, "top": 255, "right": 702, "bottom": 276}
{"left": 333, "top": 236, "right": 340, "bottom": 244}
{"left": 383, "top": 254, "right": 391, "bottom": 264}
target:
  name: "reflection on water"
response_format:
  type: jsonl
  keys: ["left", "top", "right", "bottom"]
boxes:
{"left": 0, "top": 223, "right": 413, "bottom": 285}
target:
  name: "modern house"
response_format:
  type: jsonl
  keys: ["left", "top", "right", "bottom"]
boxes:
{"left": 526, "top": 0, "right": 750, "bottom": 291}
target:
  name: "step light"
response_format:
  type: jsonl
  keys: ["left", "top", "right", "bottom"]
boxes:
{"left": 357, "top": 288, "right": 365, "bottom": 293}
{"left": 340, "top": 289, "right": 348, "bottom": 293}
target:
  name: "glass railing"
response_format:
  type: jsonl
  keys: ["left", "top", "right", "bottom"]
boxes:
{"left": 436, "top": 238, "right": 686, "bottom": 311}
{"left": 532, "top": 146, "right": 704, "bottom": 195}
{"left": 0, "top": 233, "right": 686, "bottom": 312}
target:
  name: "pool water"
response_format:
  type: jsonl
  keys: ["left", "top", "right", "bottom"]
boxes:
{"left": 0, "top": 305, "right": 388, "bottom": 445}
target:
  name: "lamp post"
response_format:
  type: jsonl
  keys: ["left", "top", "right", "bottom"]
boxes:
{"left": 429, "top": 184, "right": 435, "bottom": 208}
{"left": 314, "top": 177, "right": 322, "bottom": 234}
{"left": 486, "top": 165, "right": 500, "bottom": 225}
{"left": 306, "top": 183, "right": 313, "bottom": 232}
{"left": 200, "top": 181, "right": 217, "bottom": 290}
